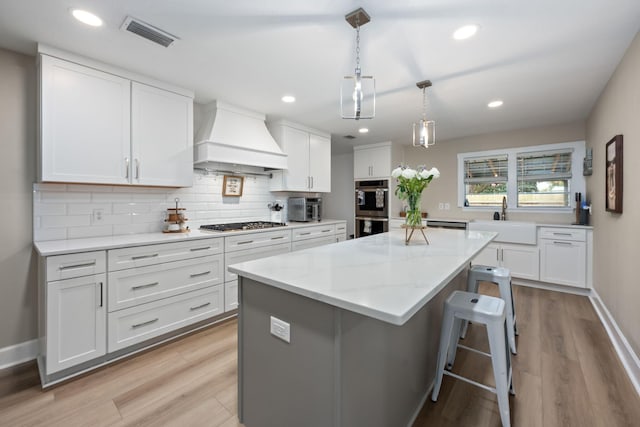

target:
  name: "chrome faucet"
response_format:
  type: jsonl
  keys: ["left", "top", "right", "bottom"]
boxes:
{"left": 501, "top": 196, "right": 507, "bottom": 221}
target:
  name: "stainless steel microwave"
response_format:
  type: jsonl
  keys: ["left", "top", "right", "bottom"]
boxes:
{"left": 288, "top": 197, "right": 322, "bottom": 222}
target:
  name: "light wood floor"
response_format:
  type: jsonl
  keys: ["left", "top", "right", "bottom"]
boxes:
{"left": 1, "top": 285, "right": 639, "bottom": 426}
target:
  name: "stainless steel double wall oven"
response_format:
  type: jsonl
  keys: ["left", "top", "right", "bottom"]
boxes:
{"left": 355, "top": 179, "right": 389, "bottom": 238}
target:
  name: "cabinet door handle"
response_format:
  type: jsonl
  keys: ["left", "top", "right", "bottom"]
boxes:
{"left": 496, "top": 248, "right": 500, "bottom": 261}
{"left": 59, "top": 260, "right": 96, "bottom": 270}
{"left": 125, "top": 157, "right": 130, "bottom": 179}
{"left": 190, "top": 302, "right": 211, "bottom": 311}
{"left": 553, "top": 241, "right": 573, "bottom": 245}
{"left": 237, "top": 240, "right": 253, "bottom": 245}
{"left": 501, "top": 248, "right": 504, "bottom": 262}
{"left": 311, "top": 176, "right": 314, "bottom": 189}
{"left": 131, "top": 318, "right": 159, "bottom": 329}
{"left": 97, "top": 282, "right": 103, "bottom": 308}
{"left": 190, "top": 271, "right": 211, "bottom": 278}
{"left": 131, "top": 253, "right": 159, "bottom": 260}
{"left": 190, "top": 246, "right": 211, "bottom": 252}
{"left": 135, "top": 158, "right": 140, "bottom": 180}
{"left": 132, "top": 282, "right": 159, "bottom": 291}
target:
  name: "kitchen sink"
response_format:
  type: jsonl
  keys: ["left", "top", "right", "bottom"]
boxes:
{"left": 468, "top": 220, "right": 537, "bottom": 244}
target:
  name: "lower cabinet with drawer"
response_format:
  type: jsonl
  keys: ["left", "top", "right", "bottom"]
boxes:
{"left": 291, "top": 223, "right": 339, "bottom": 251}
{"left": 107, "top": 285, "right": 224, "bottom": 352}
{"left": 539, "top": 227, "right": 587, "bottom": 288}
{"left": 39, "top": 251, "right": 107, "bottom": 376}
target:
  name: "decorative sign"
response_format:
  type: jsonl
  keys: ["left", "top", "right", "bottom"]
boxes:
{"left": 605, "top": 135, "right": 623, "bottom": 213}
{"left": 223, "top": 175, "right": 244, "bottom": 197}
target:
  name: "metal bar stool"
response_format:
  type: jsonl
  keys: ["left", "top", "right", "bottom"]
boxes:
{"left": 432, "top": 290, "right": 515, "bottom": 427}
{"left": 461, "top": 265, "right": 518, "bottom": 354}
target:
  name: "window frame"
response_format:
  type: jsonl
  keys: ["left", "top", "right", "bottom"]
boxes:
{"left": 457, "top": 141, "right": 586, "bottom": 212}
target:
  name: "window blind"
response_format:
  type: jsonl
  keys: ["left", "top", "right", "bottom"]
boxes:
{"left": 464, "top": 156, "right": 508, "bottom": 184}
{"left": 517, "top": 150, "right": 572, "bottom": 181}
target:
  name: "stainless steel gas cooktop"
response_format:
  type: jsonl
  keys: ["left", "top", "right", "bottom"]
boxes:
{"left": 199, "top": 221, "right": 286, "bottom": 232}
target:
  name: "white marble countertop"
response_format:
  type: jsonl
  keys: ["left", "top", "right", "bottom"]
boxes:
{"left": 34, "top": 219, "right": 347, "bottom": 256}
{"left": 229, "top": 228, "right": 496, "bottom": 326}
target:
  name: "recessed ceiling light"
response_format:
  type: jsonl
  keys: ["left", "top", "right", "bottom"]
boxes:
{"left": 453, "top": 25, "right": 478, "bottom": 40}
{"left": 71, "top": 9, "right": 103, "bottom": 27}
{"left": 281, "top": 95, "right": 295, "bottom": 103}
{"left": 358, "top": 128, "right": 369, "bottom": 134}
{"left": 488, "top": 100, "right": 504, "bottom": 108}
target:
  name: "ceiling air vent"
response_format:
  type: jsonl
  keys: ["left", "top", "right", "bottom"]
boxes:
{"left": 121, "top": 16, "right": 178, "bottom": 48}
{"left": 344, "top": 135, "right": 356, "bottom": 140}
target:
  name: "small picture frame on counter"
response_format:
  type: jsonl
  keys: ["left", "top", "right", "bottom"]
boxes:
{"left": 222, "top": 175, "right": 244, "bottom": 197}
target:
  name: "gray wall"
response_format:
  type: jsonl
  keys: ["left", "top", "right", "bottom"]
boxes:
{"left": 0, "top": 47, "right": 37, "bottom": 349}
{"left": 586, "top": 30, "right": 640, "bottom": 357}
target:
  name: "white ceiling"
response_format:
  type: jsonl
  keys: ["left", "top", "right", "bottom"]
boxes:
{"left": 1, "top": 0, "right": 639, "bottom": 154}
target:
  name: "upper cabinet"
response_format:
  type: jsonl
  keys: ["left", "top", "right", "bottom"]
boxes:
{"left": 354, "top": 142, "right": 392, "bottom": 179}
{"left": 39, "top": 50, "right": 193, "bottom": 187}
{"left": 268, "top": 120, "right": 331, "bottom": 192}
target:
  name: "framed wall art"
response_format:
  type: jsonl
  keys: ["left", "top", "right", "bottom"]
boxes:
{"left": 605, "top": 134, "right": 623, "bottom": 213}
{"left": 222, "top": 175, "right": 244, "bottom": 197}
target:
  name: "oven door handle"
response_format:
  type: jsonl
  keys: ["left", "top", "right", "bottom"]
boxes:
{"left": 355, "top": 188, "right": 389, "bottom": 192}
{"left": 355, "top": 217, "right": 389, "bottom": 221}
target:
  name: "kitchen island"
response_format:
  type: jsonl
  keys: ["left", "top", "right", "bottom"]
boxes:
{"left": 229, "top": 228, "right": 496, "bottom": 427}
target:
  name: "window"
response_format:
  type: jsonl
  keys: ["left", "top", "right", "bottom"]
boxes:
{"left": 458, "top": 141, "right": 585, "bottom": 211}
{"left": 463, "top": 155, "right": 507, "bottom": 207}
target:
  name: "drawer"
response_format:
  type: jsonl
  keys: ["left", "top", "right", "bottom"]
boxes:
{"left": 225, "top": 229, "right": 291, "bottom": 253}
{"left": 225, "top": 242, "right": 291, "bottom": 282}
{"left": 538, "top": 227, "right": 586, "bottom": 242}
{"left": 107, "top": 285, "right": 223, "bottom": 352}
{"left": 224, "top": 280, "right": 238, "bottom": 312}
{"left": 292, "top": 224, "right": 335, "bottom": 241}
{"left": 335, "top": 222, "right": 347, "bottom": 234}
{"left": 108, "top": 255, "right": 224, "bottom": 312}
{"left": 292, "top": 235, "right": 337, "bottom": 251}
{"left": 108, "top": 238, "right": 223, "bottom": 271}
{"left": 46, "top": 251, "right": 106, "bottom": 281}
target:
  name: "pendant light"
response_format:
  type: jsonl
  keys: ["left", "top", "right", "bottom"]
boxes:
{"left": 413, "top": 80, "right": 435, "bottom": 148}
{"left": 341, "top": 8, "right": 375, "bottom": 120}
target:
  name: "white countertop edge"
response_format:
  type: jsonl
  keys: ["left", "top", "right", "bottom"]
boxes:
{"left": 34, "top": 219, "right": 347, "bottom": 256}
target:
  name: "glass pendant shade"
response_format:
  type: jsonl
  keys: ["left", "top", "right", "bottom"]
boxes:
{"left": 413, "top": 119, "right": 436, "bottom": 147}
{"left": 341, "top": 69, "right": 375, "bottom": 120}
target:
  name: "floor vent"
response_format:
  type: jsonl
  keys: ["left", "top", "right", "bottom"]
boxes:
{"left": 121, "top": 16, "right": 178, "bottom": 48}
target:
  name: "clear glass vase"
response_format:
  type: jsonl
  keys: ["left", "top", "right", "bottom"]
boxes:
{"left": 405, "top": 192, "right": 422, "bottom": 227}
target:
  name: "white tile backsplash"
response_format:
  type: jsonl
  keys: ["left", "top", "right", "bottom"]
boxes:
{"left": 33, "top": 171, "right": 279, "bottom": 241}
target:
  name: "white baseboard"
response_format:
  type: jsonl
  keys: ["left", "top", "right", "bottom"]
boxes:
{"left": 512, "top": 278, "right": 592, "bottom": 296}
{"left": 589, "top": 289, "right": 640, "bottom": 397}
{"left": 0, "top": 339, "right": 38, "bottom": 370}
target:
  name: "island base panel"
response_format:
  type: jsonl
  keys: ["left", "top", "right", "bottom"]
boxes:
{"left": 238, "top": 269, "right": 467, "bottom": 427}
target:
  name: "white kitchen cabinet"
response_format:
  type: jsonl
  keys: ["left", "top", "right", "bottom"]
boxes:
{"left": 539, "top": 227, "right": 586, "bottom": 288}
{"left": 131, "top": 82, "right": 193, "bottom": 187}
{"left": 40, "top": 55, "right": 131, "bottom": 185}
{"left": 41, "top": 251, "right": 107, "bottom": 375}
{"left": 225, "top": 281, "right": 239, "bottom": 312}
{"left": 354, "top": 142, "right": 392, "bottom": 179}
{"left": 39, "top": 52, "right": 193, "bottom": 187}
{"left": 472, "top": 243, "right": 539, "bottom": 281}
{"left": 335, "top": 222, "right": 347, "bottom": 242}
{"left": 268, "top": 121, "right": 331, "bottom": 192}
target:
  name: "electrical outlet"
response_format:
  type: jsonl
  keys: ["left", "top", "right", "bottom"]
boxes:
{"left": 444, "top": 203, "right": 450, "bottom": 210}
{"left": 270, "top": 316, "right": 290, "bottom": 343}
{"left": 92, "top": 208, "right": 104, "bottom": 224}
{"left": 438, "top": 202, "right": 444, "bottom": 210}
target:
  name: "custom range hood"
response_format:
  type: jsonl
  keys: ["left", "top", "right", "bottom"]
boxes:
{"left": 194, "top": 101, "right": 287, "bottom": 170}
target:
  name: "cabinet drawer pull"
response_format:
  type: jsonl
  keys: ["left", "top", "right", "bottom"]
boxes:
{"left": 131, "top": 253, "right": 159, "bottom": 260}
{"left": 190, "top": 246, "right": 211, "bottom": 252}
{"left": 300, "top": 232, "right": 311, "bottom": 236}
{"left": 270, "top": 236, "right": 284, "bottom": 240}
{"left": 552, "top": 232, "right": 572, "bottom": 236}
{"left": 189, "top": 302, "right": 211, "bottom": 311}
{"left": 237, "top": 240, "right": 254, "bottom": 245}
{"left": 553, "top": 241, "right": 573, "bottom": 245}
{"left": 59, "top": 261, "right": 96, "bottom": 270}
{"left": 131, "top": 318, "right": 159, "bottom": 329}
{"left": 190, "top": 271, "right": 211, "bottom": 278}
{"left": 131, "top": 282, "right": 159, "bottom": 290}
{"left": 321, "top": 229, "right": 331, "bottom": 233}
